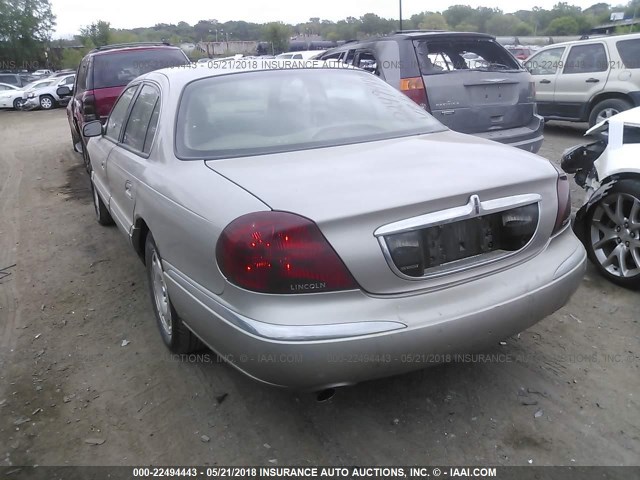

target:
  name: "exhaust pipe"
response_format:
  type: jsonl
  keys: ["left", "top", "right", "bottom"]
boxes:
{"left": 316, "top": 388, "right": 336, "bottom": 403}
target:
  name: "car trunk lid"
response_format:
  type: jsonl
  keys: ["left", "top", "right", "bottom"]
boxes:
{"left": 206, "top": 131, "right": 558, "bottom": 294}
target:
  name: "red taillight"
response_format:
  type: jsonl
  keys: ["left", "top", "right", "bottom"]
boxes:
{"left": 400, "top": 77, "right": 430, "bottom": 111}
{"left": 216, "top": 211, "right": 358, "bottom": 294}
{"left": 81, "top": 91, "right": 97, "bottom": 122}
{"left": 553, "top": 172, "right": 571, "bottom": 235}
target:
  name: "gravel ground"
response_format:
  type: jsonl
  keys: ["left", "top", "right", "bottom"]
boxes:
{"left": 0, "top": 110, "right": 638, "bottom": 468}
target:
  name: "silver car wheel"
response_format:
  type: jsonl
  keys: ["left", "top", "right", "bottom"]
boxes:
{"left": 151, "top": 250, "right": 172, "bottom": 337}
{"left": 595, "top": 108, "right": 619, "bottom": 124}
{"left": 590, "top": 193, "right": 640, "bottom": 278}
{"left": 40, "top": 97, "right": 53, "bottom": 109}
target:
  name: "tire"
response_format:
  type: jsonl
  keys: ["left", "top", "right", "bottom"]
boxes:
{"left": 90, "top": 178, "right": 114, "bottom": 226}
{"left": 145, "top": 233, "right": 202, "bottom": 353}
{"left": 584, "top": 179, "right": 640, "bottom": 289}
{"left": 81, "top": 137, "right": 92, "bottom": 174}
{"left": 71, "top": 123, "right": 81, "bottom": 153}
{"left": 13, "top": 98, "right": 23, "bottom": 110}
{"left": 588, "top": 98, "right": 633, "bottom": 128}
{"left": 39, "top": 95, "right": 55, "bottom": 110}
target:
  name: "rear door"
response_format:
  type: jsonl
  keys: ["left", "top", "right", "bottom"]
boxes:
{"left": 524, "top": 46, "right": 566, "bottom": 117}
{"left": 107, "top": 84, "right": 161, "bottom": 236}
{"left": 412, "top": 36, "right": 534, "bottom": 134}
{"left": 553, "top": 42, "right": 609, "bottom": 119}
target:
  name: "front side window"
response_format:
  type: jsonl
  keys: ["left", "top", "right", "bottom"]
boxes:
{"left": 122, "top": 84, "right": 160, "bottom": 154}
{"left": 176, "top": 69, "right": 445, "bottom": 160}
{"left": 563, "top": 44, "right": 608, "bottom": 74}
{"left": 525, "top": 47, "right": 565, "bottom": 75}
{"left": 105, "top": 85, "right": 138, "bottom": 141}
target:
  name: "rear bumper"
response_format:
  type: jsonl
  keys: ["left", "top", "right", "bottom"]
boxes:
{"left": 474, "top": 114, "right": 544, "bottom": 154}
{"left": 164, "top": 227, "right": 586, "bottom": 390}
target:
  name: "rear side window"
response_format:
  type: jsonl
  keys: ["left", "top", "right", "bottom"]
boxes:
{"left": 122, "top": 84, "right": 160, "bottom": 154}
{"left": 616, "top": 39, "right": 640, "bottom": 69}
{"left": 526, "top": 47, "right": 565, "bottom": 75}
{"left": 92, "top": 49, "right": 189, "bottom": 89}
{"left": 76, "top": 59, "right": 89, "bottom": 91}
{"left": 563, "top": 44, "right": 607, "bottom": 74}
{"left": 105, "top": 85, "right": 138, "bottom": 141}
{"left": 0, "top": 75, "right": 19, "bottom": 86}
{"left": 413, "top": 39, "right": 520, "bottom": 74}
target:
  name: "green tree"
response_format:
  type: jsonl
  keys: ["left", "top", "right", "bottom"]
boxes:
{"left": 486, "top": 14, "right": 521, "bottom": 35}
{"left": 418, "top": 13, "right": 449, "bottom": 30}
{"left": 60, "top": 47, "right": 84, "bottom": 69}
{"left": 546, "top": 16, "right": 579, "bottom": 35}
{"left": 0, "top": 0, "right": 56, "bottom": 67}
{"left": 443, "top": 5, "right": 476, "bottom": 29}
{"left": 454, "top": 22, "right": 479, "bottom": 32}
{"left": 79, "top": 20, "right": 111, "bottom": 47}
{"left": 262, "top": 22, "right": 290, "bottom": 54}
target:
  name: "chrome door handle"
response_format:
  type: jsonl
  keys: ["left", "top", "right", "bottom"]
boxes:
{"left": 585, "top": 78, "right": 600, "bottom": 83}
{"left": 124, "top": 180, "right": 133, "bottom": 197}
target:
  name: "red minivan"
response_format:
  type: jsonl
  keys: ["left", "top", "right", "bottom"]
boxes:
{"left": 63, "top": 43, "right": 190, "bottom": 172}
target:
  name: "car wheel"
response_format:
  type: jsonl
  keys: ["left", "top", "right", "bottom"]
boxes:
{"left": 588, "top": 98, "right": 633, "bottom": 128}
{"left": 13, "top": 98, "right": 24, "bottom": 110}
{"left": 145, "top": 233, "right": 202, "bottom": 353}
{"left": 39, "top": 95, "right": 55, "bottom": 110}
{"left": 585, "top": 179, "right": 640, "bottom": 289}
{"left": 90, "top": 179, "right": 114, "bottom": 226}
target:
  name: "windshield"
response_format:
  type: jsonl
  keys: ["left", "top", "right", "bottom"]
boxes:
{"left": 26, "top": 80, "right": 54, "bottom": 90}
{"left": 414, "top": 38, "right": 521, "bottom": 74}
{"left": 92, "top": 49, "right": 189, "bottom": 89}
{"left": 176, "top": 69, "right": 445, "bottom": 160}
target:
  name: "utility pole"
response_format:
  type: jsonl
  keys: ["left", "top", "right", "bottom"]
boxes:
{"left": 399, "top": 0, "right": 403, "bottom": 31}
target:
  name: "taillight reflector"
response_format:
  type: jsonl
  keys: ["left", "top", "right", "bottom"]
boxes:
{"left": 400, "top": 77, "right": 430, "bottom": 111}
{"left": 216, "top": 211, "right": 358, "bottom": 294}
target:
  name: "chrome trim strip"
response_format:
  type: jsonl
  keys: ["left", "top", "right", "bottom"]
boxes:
{"left": 375, "top": 193, "right": 542, "bottom": 281}
{"left": 164, "top": 265, "right": 406, "bottom": 342}
{"left": 374, "top": 193, "right": 541, "bottom": 237}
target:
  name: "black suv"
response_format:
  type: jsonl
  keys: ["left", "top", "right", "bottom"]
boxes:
{"left": 319, "top": 31, "right": 544, "bottom": 153}
{"left": 58, "top": 42, "right": 190, "bottom": 170}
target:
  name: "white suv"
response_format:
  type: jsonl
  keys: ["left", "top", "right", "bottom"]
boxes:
{"left": 525, "top": 33, "right": 640, "bottom": 127}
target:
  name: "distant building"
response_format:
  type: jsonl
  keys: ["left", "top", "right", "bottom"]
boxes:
{"left": 591, "top": 18, "right": 640, "bottom": 35}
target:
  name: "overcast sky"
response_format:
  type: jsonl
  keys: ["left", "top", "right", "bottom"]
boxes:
{"left": 51, "top": 0, "right": 610, "bottom": 38}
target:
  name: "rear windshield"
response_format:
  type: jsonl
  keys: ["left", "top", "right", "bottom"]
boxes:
{"left": 176, "top": 69, "right": 445, "bottom": 160}
{"left": 91, "top": 49, "right": 189, "bottom": 89}
{"left": 0, "top": 75, "right": 19, "bottom": 86}
{"left": 616, "top": 39, "right": 640, "bottom": 69}
{"left": 413, "top": 38, "right": 521, "bottom": 74}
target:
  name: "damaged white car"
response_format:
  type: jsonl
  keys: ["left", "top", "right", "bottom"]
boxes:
{"left": 562, "top": 107, "right": 640, "bottom": 287}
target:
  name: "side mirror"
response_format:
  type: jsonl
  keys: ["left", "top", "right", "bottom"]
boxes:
{"left": 56, "top": 86, "right": 72, "bottom": 98}
{"left": 82, "top": 120, "right": 103, "bottom": 138}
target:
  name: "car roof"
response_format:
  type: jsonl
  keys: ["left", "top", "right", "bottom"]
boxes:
{"left": 536, "top": 32, "right": 640, "bottom": 50}
{"left": 143, "top": 59, "right": 359, "bottom": 89}
{"left": 90, "top": 42, "right": 182, "bottom": 56}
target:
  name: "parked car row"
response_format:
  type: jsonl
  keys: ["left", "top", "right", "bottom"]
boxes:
{"left": 0, "top": 70, "right": 77, "bottom": 110}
